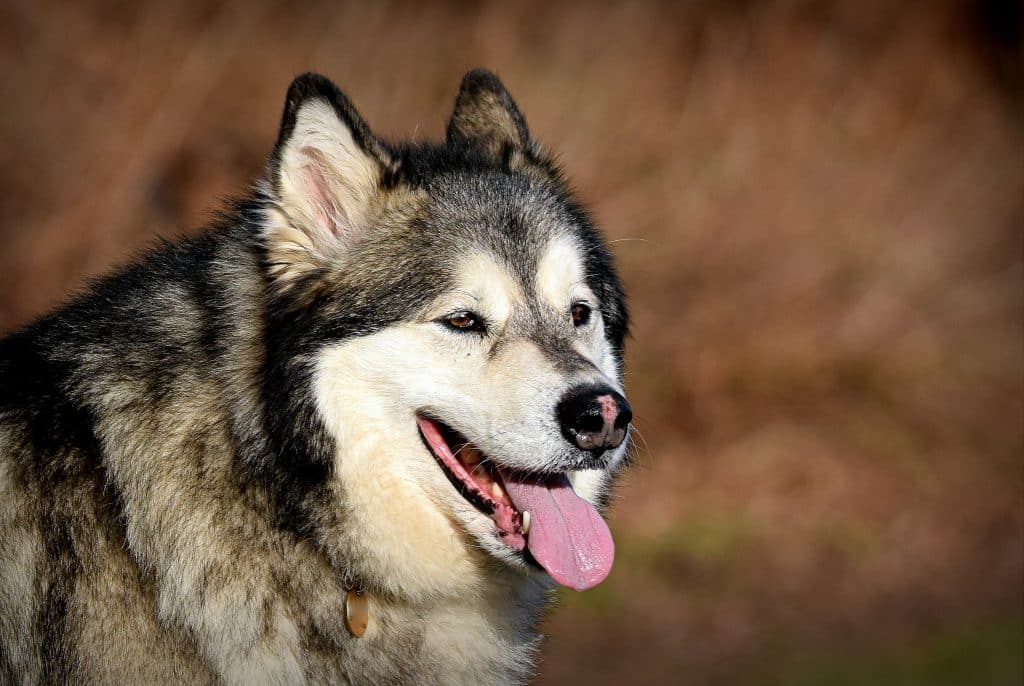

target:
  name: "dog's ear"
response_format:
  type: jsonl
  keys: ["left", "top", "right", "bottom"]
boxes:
{"left": 264, "top": 73, "right": 393, "bottom": 286}
{"left": 446, "top": 69, "right": 532, "bottom": 159}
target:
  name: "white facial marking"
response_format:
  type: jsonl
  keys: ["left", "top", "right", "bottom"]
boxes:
{"left": 536, "top": 235, "right": 588, "bottom": 314}
{"left": 315, "top": 330, "right": 486, "bottom": 601}
{"left": 435, "top": 251, "right": 523, "bottom": 325}
{"left": 568, "top": 469, "right": 611, "bottom": 504}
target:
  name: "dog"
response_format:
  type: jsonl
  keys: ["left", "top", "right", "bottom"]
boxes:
{"left": 0, "top": 69, "right": 631, "bottom": 685}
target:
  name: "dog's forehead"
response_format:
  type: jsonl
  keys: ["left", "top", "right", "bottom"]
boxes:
{"left": 449, "top": 235, "right": 584, "bottom": 309}
{"left": 423, "top": 172, "right": 587, "bottom": 299}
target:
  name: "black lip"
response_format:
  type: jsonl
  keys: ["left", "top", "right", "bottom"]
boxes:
{"left": 416, "top": 420, "right": 496, "bottom": 517}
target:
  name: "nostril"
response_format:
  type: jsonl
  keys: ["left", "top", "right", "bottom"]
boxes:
{"left": 557, "top": 393, "right": 604, "bottom": 434}
{"left": 614, "top": 396, "right": 632, "bottom": 431}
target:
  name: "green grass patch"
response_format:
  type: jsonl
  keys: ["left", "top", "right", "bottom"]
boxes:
{"left": 767, "top": 618, "right": 1024, "bottom": 686}
{"left": 627, "top": 511, "right": 757, "bottom": 566}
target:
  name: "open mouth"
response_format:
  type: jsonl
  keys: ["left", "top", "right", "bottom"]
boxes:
{"left": 416, "top": 416, "right": 528, "bottom": 550}
{"left": 416, "top": 415, "right": 615, "bottom": 591}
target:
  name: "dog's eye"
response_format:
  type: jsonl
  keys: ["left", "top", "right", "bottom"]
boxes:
{"left": 442, "top": 311, "right": 485, "bottom": 333}
{"left": 571, "top": 303, "right": 592, "bottom": 327}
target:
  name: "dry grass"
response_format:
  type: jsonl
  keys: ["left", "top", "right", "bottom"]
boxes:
{"left": 1, "top": 1, "right": 1021, "bottom": 683}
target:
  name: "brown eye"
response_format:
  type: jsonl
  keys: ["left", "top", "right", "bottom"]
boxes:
{"left": 571, "top": 303, "right": 592, "bottom": 327}
{"left": 443, "top": 311, "right": 485, "bottom": 333}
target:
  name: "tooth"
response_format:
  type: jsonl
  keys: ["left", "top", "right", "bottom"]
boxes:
{"left": 491, "top": 482, "right": 505, "bottom": 500}
{"left": 521, "top": 511, "right": 531, "bottom": 534}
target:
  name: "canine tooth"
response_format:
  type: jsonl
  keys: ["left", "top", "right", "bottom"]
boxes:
{"left": 521, "top": 510, "right": 531, "bottom": 534}
{"left": 491, "top": 482, "right": 505, "bottom": 500}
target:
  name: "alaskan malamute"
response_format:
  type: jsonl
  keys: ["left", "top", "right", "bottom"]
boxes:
{"left": 0, "top": 69, "right": 632, "bottom": 685}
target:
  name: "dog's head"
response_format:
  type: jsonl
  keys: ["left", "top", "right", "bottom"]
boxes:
{"left": 259, "top": 71, "right": 630, "bottom": 599}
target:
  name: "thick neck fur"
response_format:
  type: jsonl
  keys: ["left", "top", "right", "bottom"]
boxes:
{"left": 0, "top": 215, "right": 549, "bottom": 685}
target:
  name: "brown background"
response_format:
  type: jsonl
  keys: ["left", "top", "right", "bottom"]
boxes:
{"left": 1, "top": 1, "right": 1021, "bottom": 684}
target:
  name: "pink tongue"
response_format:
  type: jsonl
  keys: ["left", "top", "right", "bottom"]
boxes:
{"left": 501, "top": 473, "right": 614, "bottom": 591}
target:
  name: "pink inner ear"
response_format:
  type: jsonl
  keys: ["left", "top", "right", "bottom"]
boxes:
{"left": 299, "top": 146, "right": 349, "bottom": 240}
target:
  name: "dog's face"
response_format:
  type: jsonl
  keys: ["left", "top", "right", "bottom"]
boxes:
{"left": 261, "top": 72, "right": 629, "bottom": 600}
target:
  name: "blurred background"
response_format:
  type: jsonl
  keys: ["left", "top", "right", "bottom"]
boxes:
{"left": 1, "top": 1, "right": 1021, "bottom": 684}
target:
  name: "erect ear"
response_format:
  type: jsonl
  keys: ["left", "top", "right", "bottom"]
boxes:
{"left": 446, "top": 69, "right": 532, "bottom": 160}
{"left": 264, "top": 73, "right": 393, "bottom": 286}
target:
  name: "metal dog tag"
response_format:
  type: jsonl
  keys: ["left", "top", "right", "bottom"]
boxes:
{"left": 344, "top": 589, "right": 369, "bottom": 638}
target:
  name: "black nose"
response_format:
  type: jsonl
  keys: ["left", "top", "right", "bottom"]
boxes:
{"left": 556, "top": 385, "right": 632, "bottom": 454}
